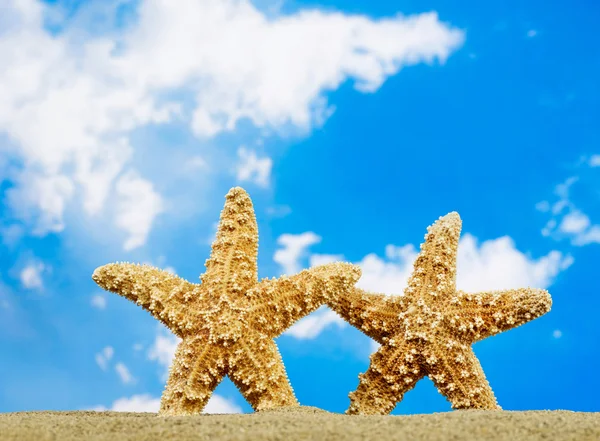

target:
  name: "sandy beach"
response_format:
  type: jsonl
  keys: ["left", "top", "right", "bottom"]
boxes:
{"left": 1, "top": 406, "right": 598, "bottom": 441}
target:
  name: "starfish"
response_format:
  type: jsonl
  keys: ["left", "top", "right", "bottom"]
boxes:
{"left": 92, "top": 187, "right": 361, "bottom": 416}
{"left": 327, "top": 212, "right": 552, "bottom": 414}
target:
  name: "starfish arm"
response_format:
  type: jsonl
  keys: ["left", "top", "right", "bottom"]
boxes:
{"left": 229, "top": 334, "right": 298, "bottom": 411}
{"left": 347, "top": 342, "right": 424, "bottom": 415}
{"left": 92, "top": 263, "right": 198, "bottom": 337}
{"left": 405, "top": 212, "right": 462, "bottom": 301}
{"left": 159, "top": 336, "right": 227, "bottom": 416}
{"left": 248, "top": 262, "right": 362, "bottom": 338}
{"left": 201, "top": 187, "right": 259, "bottom": 300}
{"left": 326, "top": 287, "right": 407, "bottom": 344}
{"left": 424, "top": 343, "right": 500, "bottom": 409}
{"left": 447, "top": 288, "right": 552, "bottom": 342}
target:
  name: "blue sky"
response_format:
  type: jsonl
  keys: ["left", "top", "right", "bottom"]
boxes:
{"left": 0, "top": 0, "right": 598, "bottom": 415}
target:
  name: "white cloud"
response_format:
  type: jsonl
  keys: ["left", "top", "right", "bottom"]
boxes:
{"left": 0, "top": 1, "right": 159, "bottom": 244}
{"left": 590, "top": 155, "right": 600, "bottom": 167}
{"left": 91, "top": 294, "right": 107, "bottom": 309}
{"left": 114, "top": 171, "right": 164, "bottom": 251}
{"left": 204, "top": 395, "right": 243, "bottom": 414}
{"left": 0, "top": 0, "right": 463, "bottom": 247}
{"left": 274, "top": 232, "right": 321, "bottom": 275}
{"left": 572, "top": 225, "right": 600, "bottom": 245}
{"left": 527, "top": 29, "right": 537, "bottom": 38}
{"left": 553, "top": 329, "right": 562, "bottom": 339}
{"left": 19, "top": 261, "right": 45, "bottom": 289}
{"left": 354, "top": 244, "right": 418, "bottom": 295}
{"left": 280, "top": 230, "right": 572, "bottom": 339}
{"left": 539, "top": 174, "right": 600, "bottom": 246}
{"left": 95, "top": 346, "right": 114, "bottom": 371}
{"left": 286, "top": 307, "right": 344, "bottom": 339}
{"left": 148, "top": 331, "right": 180, "bottom": 381}
{"left": 93, "top": 394, "right": 160, "bottom": 413}
{"left": 6, "top": 172, "right": 74, "bottom": 236}
{"left": 127, "top": 1, "right": 465, "bottom": 134}
{"left": 92, "top": 393, "right": 241, "bottom": 414}
{"left": 558, "top": 210, "right": 590, "bottom": 234}
{"left": 235, "top": 147, "right": 273, "bottom": 188}
{"left": 455, "top": 234, "right": 572, "bottom": 291}
{"left": 308, "top": 254, "right": 345, "bottom": 268}
{"left": 115, "top": 362, "right": 135, "bottom": 385}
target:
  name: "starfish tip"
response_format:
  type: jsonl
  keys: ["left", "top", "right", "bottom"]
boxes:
{"left": 91, "top": 265, "right": 105, "bottom": 282}
{"left": 226, "top": 186, "right": 250, "bottom": 200}
{"left": 91, "top": 263, "right": 119, "bottom": 289}
{"left": 530, "top": 287, "right": 553, "bottom": 312}
{"left": 428, "top": 211, "right": 462, "bottom": 236}
{"left": 441, "top": 211, "right": 462, "bottom": 225}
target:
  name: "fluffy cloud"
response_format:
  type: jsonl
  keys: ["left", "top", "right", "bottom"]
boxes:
{"left": 0, "top": 1, "right": 167, "bottom": 248}
{"left": 285, "top": 307, "right": 344, "bottom": 339}
{"left": 204, "top": 395, "right": 243, "bottom": 414}
{"left": 280, "top": 230, "right": 572, "bottom": 340}
{"left": 274, "top": 232, "right": 322, "bottom": 275}
{"left": 353, "top": 244, "right": 418, "bottom": 295}
{"left": 147, "top": 331, "right": 180, "bottom": 381}
{"left": 92, "top": 394, "right": 160, "bottom": 413}
{"left": 125, "top": 0, "right": 465, "bottom": 135}
{"left": 19, "top": 260, "right": 45, "bottom": 289}
{"left": 0, "top": 0, "right": 463, "bottom": 249}
{"left": 114, "top": 171, "right": 164, "bottom": 251}
{"left": 558, "top": 210, "right": 590, "bottom": 234}
{"left": 6, "top": 171, "right": 74, "bottom": 236}
{"left": 92, "top": 393, "right": 242, "bottom": 414}
{"left": 455, "top": 234, "right": 572, "bottom": 291}
{"left": 538, "top": 169, "right": 600, "bottom": 246}
{"left": 235, "top": 147, "right": 272, "bottom": 188}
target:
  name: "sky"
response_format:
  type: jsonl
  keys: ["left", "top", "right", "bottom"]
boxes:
{"left": 0, "top": 0, "right": 598, "bottom": 415}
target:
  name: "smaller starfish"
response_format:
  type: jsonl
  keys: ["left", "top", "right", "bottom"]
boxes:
{"left": 92, "top": 187, "right": 361, "bottom": 415}
{"left": 327, "top": 212, "right": 552, "bottom": 414}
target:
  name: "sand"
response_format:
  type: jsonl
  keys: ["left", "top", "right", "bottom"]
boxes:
{"left": 1, "top": 406, "right": 598, "bottom": 441}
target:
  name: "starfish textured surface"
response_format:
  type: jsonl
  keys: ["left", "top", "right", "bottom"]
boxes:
{"left": 327, "top": 212, "right": 552, "bottom": 415}
{"left": 92, "top": 187, "right": 361, "bottom": 416}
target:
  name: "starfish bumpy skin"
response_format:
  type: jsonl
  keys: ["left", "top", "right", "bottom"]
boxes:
{"left": 327, "top": 212, "right": 552, "bottom": 415}
{"left": 92, "top": 187, "right": 361, "bottom": 415}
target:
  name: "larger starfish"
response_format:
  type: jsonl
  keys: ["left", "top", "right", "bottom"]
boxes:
{"left": 327, "top": 212, "right": 552, "bottom": 414}
{"left": 92, "top": 187, "right": 360, "bottom": 416}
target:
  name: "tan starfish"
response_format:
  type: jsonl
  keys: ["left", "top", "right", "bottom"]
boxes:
{"left": 327, "top": 212, "right": 552, "bottom": 414}
{"left": 92, "top": 187, "right": 361, "bottom": 416}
